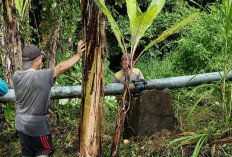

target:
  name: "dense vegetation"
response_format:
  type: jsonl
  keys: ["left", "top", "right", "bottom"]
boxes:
{"left": 1, "top": 0, "right": 232, "bottom": 156}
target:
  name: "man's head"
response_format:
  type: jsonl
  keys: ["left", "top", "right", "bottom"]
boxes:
{"left": 22, "top": 45, "right": 42, "bottom": 70}
{"left": 121, "top": 53, "right": 131, "bottom": 71}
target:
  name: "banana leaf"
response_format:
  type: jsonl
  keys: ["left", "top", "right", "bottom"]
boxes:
{"left": 15, "top": 0, "right": 24, "bottom": 16}
{"left": 126, "top": 0, "right": 142, "bottom": 30}
{"left": 130, "top": 5, "right": 158, "bottom": 56}
{"left": 22, "top": 0, "right": 31, "bottom": 20}
{"left": 147, "top": 0, "right": 165, "bottom": 12}
{"left": 130, "top": 0, "right": 165, "bottom": 57}
{"left": 133, "top": 12, "right": 199, "bottom": 66}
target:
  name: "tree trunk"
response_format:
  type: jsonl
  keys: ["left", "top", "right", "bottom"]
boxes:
{"left": 80, "top": 0, "right": 106, "bottom": 156}
{"left": 2, "top": 0, "right": 22, "bottom": 88}
{"left": 43, "top": 24, "right": 60, "bottom": 68}
{"left": 41, "top": 1, "right": 62, "bottom": 69}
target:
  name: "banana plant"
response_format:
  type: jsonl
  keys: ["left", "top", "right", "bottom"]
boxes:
{"left": 93, "top": 0, "right": 199, "bottom": 156}
{"left": 93, "top": 0, "right": 199, "bottom": 67}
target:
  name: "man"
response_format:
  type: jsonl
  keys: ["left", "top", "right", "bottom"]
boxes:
{"left": 0, "top": 78, "right": 8, "bottom": 135}
{"left": 112, "top": 53, "right": 144, "bottom": 138}
{"left": 113, "top": 53, "right": 144, "bottom": 84}
{"left": 12, "top": 40, "right": 85, "bottom": 157}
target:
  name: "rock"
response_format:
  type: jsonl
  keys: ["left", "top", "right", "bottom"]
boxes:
{"left": 123, "top": 89, "right": 177, "bottom": 138}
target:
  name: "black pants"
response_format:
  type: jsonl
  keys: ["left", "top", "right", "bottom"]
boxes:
{"left": 18, "top": 131, "right": 54, "bottom": 157}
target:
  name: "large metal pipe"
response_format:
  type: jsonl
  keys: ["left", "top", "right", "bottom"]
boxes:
{"left": 1, "top": 71, "right": 231, "bottom": 102}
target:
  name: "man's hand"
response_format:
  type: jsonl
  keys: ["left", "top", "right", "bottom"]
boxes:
{"left": 77, "top": 40, "right": 85, "bottom": 57}
{"left": 54, "top": 40, "right": 85, "bottom": 78}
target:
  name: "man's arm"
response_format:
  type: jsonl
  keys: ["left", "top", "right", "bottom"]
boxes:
{"left": 54, "top": 40, "right": 85, "bottom": 78}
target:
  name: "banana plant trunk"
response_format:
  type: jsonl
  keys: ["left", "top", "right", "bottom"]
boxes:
{"left": 2, "top": 0, "right": 22, "bottom": 88}
{"left": 80, "top": 0, "right": 106, "bottom": 156}
{"left": 110, "top": 72, "right": 130, "bottom": 157}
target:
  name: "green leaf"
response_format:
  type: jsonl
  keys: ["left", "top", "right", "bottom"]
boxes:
{"left": 192, "top": 135, "right": 207, "bottom": 157}
{"left": 3, "top": 104, "right": 15, "bottom": 123}
{"left": 15, "top": 0, "right": 24, "bottom": 16}
{"left": 169, "top": 134, "right": 207, "bottom": 153}
{"left": 142, "top": 12, "right": 199, "bottom": 55}
{"left": 131, "top": 0, "right": 165, "bottom": 57}
{"left": 132, "top": 12, "right": 199, "bottom": 66}
{"left": 126, "top": 0, "right": 142, "bottom": 30}
{"left": 93, "top": 0, "right": 126, "bottom": 53}
{"left": 66, "top": 132, "right": 71, "bottom": 141}
{"left": 147, "top": 0, "right": 165, "bottom": 12}
{"left": 22, "top": 0, "right": 32, "bottom": 21}
{"left": 131, "top": 5, "right": 158, "bottom": 56}
{"left": 226, "top": 0, "right": 232, "bottom": 32}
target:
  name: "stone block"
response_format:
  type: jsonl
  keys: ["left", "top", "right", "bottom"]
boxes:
{"left": 123, "top": 89, "right": 177, "bottom": 138}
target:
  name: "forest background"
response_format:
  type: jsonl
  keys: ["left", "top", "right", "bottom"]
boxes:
{"left": 1, "top": 0, "right": 232, "bottom": 156}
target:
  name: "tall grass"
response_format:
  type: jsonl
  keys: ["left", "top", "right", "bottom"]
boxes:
{"left": 220, "top": 0, "right": 232, "bottom": 127}
{"left": 169, "top": 1, "right": 232, "bottom": 155}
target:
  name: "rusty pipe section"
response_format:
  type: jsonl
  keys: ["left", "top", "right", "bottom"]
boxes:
{"left": 1, "top": 71, "right": 232, "bottom": 102}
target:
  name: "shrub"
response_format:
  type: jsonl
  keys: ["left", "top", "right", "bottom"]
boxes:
{"left": 172, "top": 4, "right": 224, "bottom": 74}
